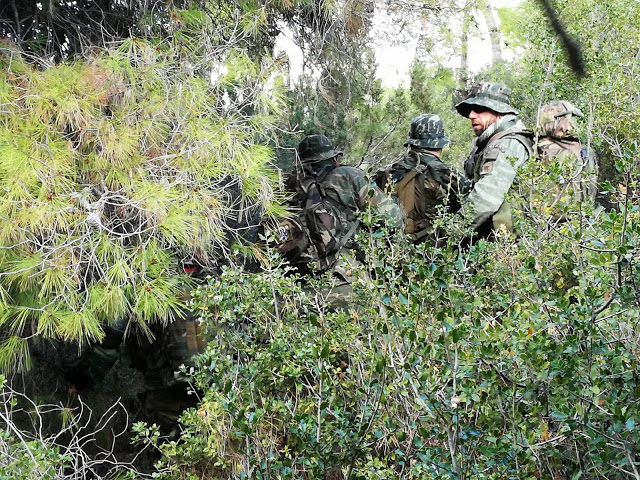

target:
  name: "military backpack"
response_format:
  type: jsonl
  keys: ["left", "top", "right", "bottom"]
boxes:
{"left": 536, "top": 101, "right": 598, "bottom": 210}
{"left": 377, "top": 151, "right": 467, "bottom": 242}
{"left": 277, "top": 172, "right": 359, "bottom": 273}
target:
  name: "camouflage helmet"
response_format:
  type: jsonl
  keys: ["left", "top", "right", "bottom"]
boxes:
{"left": 455, "top": 82, "right": 518, "bottom": 118}
{"left": 404, "top": 114, "right": 450, "bottom": 149}
{"left": 298, "top": 134, "right": 342, "bottom": 164}
{"left": 538, "top": 100, "right": 584, "bottom": 138}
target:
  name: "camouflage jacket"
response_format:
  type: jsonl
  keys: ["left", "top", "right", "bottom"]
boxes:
{"left": 378, "top": 150, "right": 469, "bottom": 241}
{"left": 278, "top": 164, "right": 402, "bottom": 273}
{"left": 464, "top": 115, "right": 533, "bottom": 232}
{"left": 313, "top": 164, "right": 403, "bottom": 234}
{"left": 537, "top": 137, "right": 598, "bottom": 206}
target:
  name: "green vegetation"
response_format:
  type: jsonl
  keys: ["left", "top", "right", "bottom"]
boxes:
{"left": 0, "top": 0, "right": 639, "bottom": 478}
{"left": 141, "top": 190, "right": 639, "bottom": 478}
{"left": 0, "top": 27, "right": 288, "bottom": 370}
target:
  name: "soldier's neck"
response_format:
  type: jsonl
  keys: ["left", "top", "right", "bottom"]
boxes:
{"left": 477, "top": 114, "right": 518, "bottom": 147}
{"left": 411, "top": 147, "right": 442, "bottom": 158}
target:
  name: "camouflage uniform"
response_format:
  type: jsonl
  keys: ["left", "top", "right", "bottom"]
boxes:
{"left": 456, "top": 83, "right": 533, "bottom": 235}
{"left": 279, "top": 135, "right": 402, "bottom": 307}
{"left": 377, "top": 114, "right": 469, "bottom": 243}
{"left": 281, "top": 135, "right": 401, "bottom": 254}
{"left": 301, "top": 134, "right": 401, "bottom": 254}
{"left": 537, "top": 100, "right": 598, "bottom": 207}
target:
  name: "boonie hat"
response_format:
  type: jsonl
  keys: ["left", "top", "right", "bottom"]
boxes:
{"left": 455, "top": 82, "right": 518, "bottom": 118}
{"left": 538, "top": 100, "right": 584, "bottom": 138}
{"left": 298, "top": 134, "right": 342, "bottom": 164}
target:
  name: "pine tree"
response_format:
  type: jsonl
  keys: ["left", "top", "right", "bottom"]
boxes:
{"left": 0, "top": 15, "right": 289, "bottom": 371}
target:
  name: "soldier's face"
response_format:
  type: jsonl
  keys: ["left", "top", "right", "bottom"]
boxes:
{"left": 468, "top": 107, "right": 502, "bottom": 136}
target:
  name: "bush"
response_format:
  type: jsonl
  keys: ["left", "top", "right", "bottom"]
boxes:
{"left": 138, "top": 189, "right": 640, "bottom": 479}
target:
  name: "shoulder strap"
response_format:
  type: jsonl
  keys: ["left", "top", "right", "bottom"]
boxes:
{"left": 488, "top": 128, "right": 534, "bottom": 157}
{"left": 339, "top": 217, "right": 360, "bottom": 250}
{"left": 298, "top": 173, "right": 315, "bottom": 194}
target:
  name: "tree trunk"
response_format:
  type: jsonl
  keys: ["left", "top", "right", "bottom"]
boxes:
{"left": 480, "top": 0, "right": 502, "bottom": 64}
{"left": 459, "top": 8, "right": 471, "bottom": 86}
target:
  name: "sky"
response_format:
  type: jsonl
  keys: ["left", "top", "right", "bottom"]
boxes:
{"left": 372, "top": 0, "right": 525, "bottom": 87}
{"left": 274, "top": 0, "right": 524, "bottom": 89}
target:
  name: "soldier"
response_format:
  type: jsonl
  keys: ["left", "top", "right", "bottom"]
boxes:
{"left": 455, "top": 82, "right": 533, "bottom": 239}
{"left": 277, "top": 134, "right": 402, "bottom": 306}
{"left": 537, "top": 100, "right": 598, "bottom": 210}
{"left": 377, "top": 114, "right": 470, "bottom": 244}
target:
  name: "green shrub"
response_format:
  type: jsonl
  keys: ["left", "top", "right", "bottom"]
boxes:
{"left": 139, "top": 190, "right": 639, "bottom": 479}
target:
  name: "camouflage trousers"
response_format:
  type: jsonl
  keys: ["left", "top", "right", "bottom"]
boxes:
{"left": 165, "top": 314, "right": 207, "bottom": 375}
{"left": 304, "top": 250, "right": 366, "bottom": 312}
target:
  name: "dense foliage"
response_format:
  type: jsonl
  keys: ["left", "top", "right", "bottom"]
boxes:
{"left": 0, "top": 27, "right": 288, "bottom": 370}
{"left": 142, "top": 182, "right": 640, "bottom": 478}
{"left": 1, "top": 0, "right": 639, "bottom": 478}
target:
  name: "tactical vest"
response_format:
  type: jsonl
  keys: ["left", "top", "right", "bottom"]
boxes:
{"left": 465, "top": 123, "right": 533, "bottom": 232}
{"left": 537, "top": 137, "right": 598, "bottom": 208}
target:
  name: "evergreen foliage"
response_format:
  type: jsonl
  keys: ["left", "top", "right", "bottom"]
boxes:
{"left": 0, "top": 31, "right": 288, "bottom": 371}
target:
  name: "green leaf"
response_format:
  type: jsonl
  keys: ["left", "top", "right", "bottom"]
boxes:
{"left": 626, "top": 418, "right": 635, "bottom": 431}
{"left": 375, "top": 355, "right": 386, "bottom": 374}
{"left": 451, "top": 328, "right": 462, "bottom": 343}
{"left": 309, "top": 313, "right": 321, "bottom": 328}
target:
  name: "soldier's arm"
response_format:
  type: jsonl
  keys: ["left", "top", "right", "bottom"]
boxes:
{"left": 445, "top": 167, "right": 471, "bottom": 212}
{"left": 431, "top": 161, "right": 471, "bottom": 197}
{"left": 354, "top": 175, "right": 403, "bottom": 228}
{"left": 467, "top": 139, "right": 528, "bottom": 228}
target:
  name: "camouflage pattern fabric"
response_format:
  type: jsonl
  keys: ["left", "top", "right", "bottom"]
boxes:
{"left": 536, "top": 100, "right": 598, "bottom": 213}
{"left": 317, "top": 164, "right": 402, "bottom": 230}
{"left": 378, "top": 150, "right": 469, "bottom": 242}
{"left": 404, "top": 114, "right": 450, "bottom": 149}
{"left": 276, "top": 216, "right": 315, "bottom": 269}
{"left": 165, "top": 317, "right": 207, "bottom": 373}
{"left": 455, "top": 83, "right": 519, "bottom": 118}
{"left": 278, "top": 164, "right": 402, "bottom": 274}
{"left": 308, "top": 250, "right": 363, "bottom": 311}
{"left": 311, "top": 165, "right": 401, "bottom": 268}
{"left": 464, "top": 115, "right": 533, "bottom": 233}
{"left": 537, "top": 138, "right": 598, "bottom": 207}
{"left": 298, "top": 134, "right": 342, "bottom": 163}
{"left": 538, "top": 100, "right": 584, "bottom": 139}
{"left": 301, "top": 172, "right": 352, "bottom": 272}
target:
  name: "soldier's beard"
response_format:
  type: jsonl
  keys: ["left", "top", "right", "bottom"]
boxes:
{"left": 477, "top": 115, "right": 516, "bottom": 143}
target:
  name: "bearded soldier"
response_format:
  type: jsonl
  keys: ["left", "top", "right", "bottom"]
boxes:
{"left": 456, "top": 83, "right": 533, "bottom": 239}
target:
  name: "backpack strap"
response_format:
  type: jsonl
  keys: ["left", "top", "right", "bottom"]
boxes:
{"left": 338, "top": 217, "right": 360, "bottom": 250}
{"left": 299, "top": 171, "right": 361, "bottom": 271}
{"left": 487, "top": 128, "right": 534, "bottom": 157}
